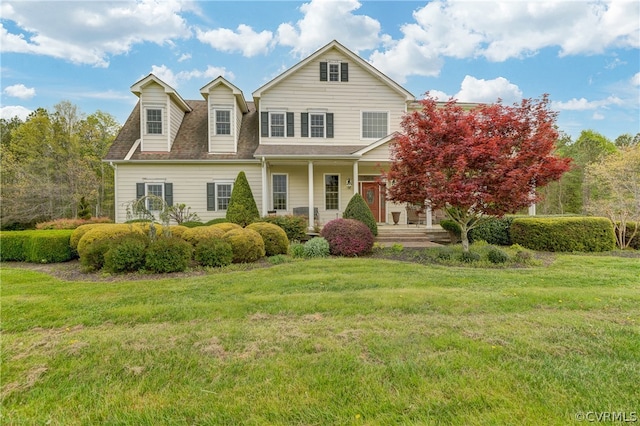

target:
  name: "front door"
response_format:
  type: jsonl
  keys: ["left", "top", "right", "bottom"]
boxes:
{"left": 361, "top": 182, "right": 385, "bottom": 223}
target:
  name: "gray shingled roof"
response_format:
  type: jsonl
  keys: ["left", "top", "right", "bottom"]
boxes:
{"left": 105, "top": 100, "right": 259, "bottom": 162}
{"left": 253, "top": 144, "right": 364, "bottom": 158}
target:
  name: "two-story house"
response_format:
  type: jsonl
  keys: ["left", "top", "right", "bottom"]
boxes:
{"left": 105, "top": 40, "right": 435, "bottom": 229}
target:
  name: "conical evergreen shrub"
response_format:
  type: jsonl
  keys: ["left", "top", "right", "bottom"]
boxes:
{"left": 226, "top": 171, "right": 260, "bottom": 226}
{"left": 343, "top": 193, "right": 378, "bottom": 236}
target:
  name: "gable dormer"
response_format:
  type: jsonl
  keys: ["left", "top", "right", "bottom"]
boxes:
{"left": 200, "top": 77, "right": 249, "bottom": 154}
{"left": 130, "top": 74, "right": 191, "bottom": 152}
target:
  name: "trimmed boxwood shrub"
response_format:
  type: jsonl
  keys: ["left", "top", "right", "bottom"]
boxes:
{"left": 204, "top": 218, "right": 229, "bottom": 226}
{"left": 145, "top": 237, "right": 193, "bottom": 273}
{"left": 77, "top": 224, "right": 144, "bottom": 257}
{"left": 487, "top": 246, "right": 510, "bottom": 264}
{"left": 320, "top": 218, "right": 374, "bottom": 257}
{"left": 0, "top": 232, "right": 30, "bottom": 261}
{"left": 247, "top": 222, "right": 289, "bottom": 256}
{"left": 25, "top": 230, "right": 74, "bottom": 263}
{"left": 510, "top": 217, "right": 616, "bottom": 252}
{"left": 182, "top": 221, "right": 204, "bottom": 228}
{"left": 103, "top": 234, "right": 149, "bottom": 273}
{"left": 303, "top": 237, "right": 330, "bottom": 258}
{"left": 211, "top": 222, "right": 243, "bottom": 233}
{"left": 259, "top": 215, "right": 307, "bottom": 242}
{"left": 70, "top": 223, "right": 110, "bottom": 251}
{"left": 168, "top": 225, "right": 189, "bottom": 239}
{"left": 343, "top": 193, "right": 378, "bottom": 236}
{"left": 181, "top": 226, "right": 225, "bottom": 246}
{"left": 226, "top": 171, "right": 260, "bottom": 226}
{"left": 222, "top": 228, "right": 265, "bottom": 263}
{"left": 440, "top": 219, "right": 461, "bottom": 243}
{"left": 470, "top": 216, "right": 514, "bottom": 246}
{"left": 80, "top": 238, "right": 113, "bottom": 271}
{"left": 195, "top": 238, "right": 233, "bottom": 268}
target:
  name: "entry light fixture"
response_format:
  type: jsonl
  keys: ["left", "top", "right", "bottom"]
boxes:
{"left": 346, "top": 177, "right": 352, "bottom": 189}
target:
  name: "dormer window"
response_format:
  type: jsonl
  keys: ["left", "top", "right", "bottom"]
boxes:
{"left": 320, "top": 62, "right": 348, "bottom": 82}
{"left": 215, "top": 109, "right": 231, "bottom": 135}
{"left": 146, "top": 108, "right": 163, "bottom": 134}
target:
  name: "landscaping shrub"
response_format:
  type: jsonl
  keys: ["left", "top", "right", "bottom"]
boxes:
{"left": 259, "top": 215, "right": 307, "bottom": 242}
{"left": 343, "top": 193, "right": 378, "bottom": 236}
{"left": 320, "top": 218, "right": 374, "bottom": 257}
{"left": 0, "top": 232, "right": 30, "bottom": 261}
{"left": 25, "top": 230, "right": 74, "bottom": 263}
{"left": 247, "top": 222, "right": 289, "bottom": 256}
{"left": 440, "top": 219, "right": 461, "bottom": 243}
{"left": 103, "top": 234, "right": 149, "bottom": 273}
{"left": 459, "top": 251, "right": 481, "bottom": 263}
{"left": 36, "top": 217, "right": 112, "bottom": 230}
{"left": 182, "top": 221, "right": 204, "bottom": 228}
{"left": 181, "top": 226, "right": 225, "bottom": 246}
{"left": 168, "top": 225, "right": 188, "bottom": 239}
{"left": 210, "top": 222, "right": 242, "bottom": 233}
{"left": 204, "top": 218, "right": 229, "bottom": 226}
{"left": 290, "top": 242, "right": 306, "bottom": 258}
{"left": 226, "top": 171, "right": 260, "bottom": 226}
{"left": 70, "top": 223, "right": 110, "bottom": 251}
{"left": 470, "top": 216, "right": 514, "bottom": 246}
{"left": 145, "top": 237, "right": 193, "bottom": 273}
{"left": 487, "top": 246, "right": 510, "bottom": 264}
{"left": 222, "top": 228, "right": 265, "bottom": 263}
{"left": 510, "top": 217, "right": 616, "bottom": 252}
{"left": 80, "top": 239, "right": 112, "bottom": 272}
{"left": 194, "top": 238, "right": 233, "bottom": 268}
{"left": 303, "top": 237, "right": 330, "bottom": 258}
{"left": 77, "top": 224, "right": 144, "bottom": 257}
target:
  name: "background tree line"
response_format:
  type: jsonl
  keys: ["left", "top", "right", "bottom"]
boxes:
{"left": 1, "top": 101, "right": 120, "bottom": 229}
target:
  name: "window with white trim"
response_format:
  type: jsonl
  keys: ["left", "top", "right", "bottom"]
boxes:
{"left": 310, "top": 113, "right": 325, "bottom": 138}
{"left": 272, "top": 174, "right": 288, "bottom": 210}
{"left": 270, "top": 113, "right": 285, "bottom": 137}
{"left": 215, "top": 109, "right": 231, "bottom": 135}
{"left": 362, "top": 111, "right": 388, "bottom": 139}
{"left": 325, "top": 174, "right": 339, "bottom": 210}
{"left": 216, "top": 183, "right": 232, "bottom": 210}
{"left": 329, "top": 63, "right": 340, "bottom": 81}
{"left": 146, "top": 183, "right": 164, "bottom": 211}
{"left": 146, "top": 108, "right": 163, "bottom": 135}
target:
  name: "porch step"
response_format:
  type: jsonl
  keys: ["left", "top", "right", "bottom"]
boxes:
{"left": 375, "top": 225, "right": 450, "bottom": 248}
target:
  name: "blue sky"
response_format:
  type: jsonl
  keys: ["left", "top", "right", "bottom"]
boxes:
{"left": 1, "top": 0, "right": 639, "bottom": 141}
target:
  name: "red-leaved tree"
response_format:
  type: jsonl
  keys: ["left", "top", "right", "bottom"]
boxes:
{"left": 386, "top": 94, "right": 571, "bottom": 251}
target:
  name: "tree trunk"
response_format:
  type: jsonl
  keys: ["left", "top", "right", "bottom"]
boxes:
{"left": 460, "top": 224, "right": 470, "bottom": 252}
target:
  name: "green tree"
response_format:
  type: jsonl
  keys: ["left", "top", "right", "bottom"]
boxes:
{"left": 226, "top": 171, "right": 259, "bottom": 226}
{"left": 343, "top": 193, "right": 378, "bottom": 236}
{"left": 614, "top": 133, "right": 640, "bottom": 148}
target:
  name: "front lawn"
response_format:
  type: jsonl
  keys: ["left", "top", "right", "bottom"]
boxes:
{"left": 1, "top": 255, "right": 639, "bottom": 425}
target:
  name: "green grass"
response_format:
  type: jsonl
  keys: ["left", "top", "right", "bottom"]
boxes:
{"left": 2, "top": 255, "right": 639, "bottom": 425}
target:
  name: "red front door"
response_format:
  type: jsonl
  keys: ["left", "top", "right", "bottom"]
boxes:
{"left": 361, "top": 182, "right": 385, "bottom": 223}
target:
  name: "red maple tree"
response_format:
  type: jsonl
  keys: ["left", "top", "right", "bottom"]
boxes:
{"left": 386, "top": 94, "right": 571, "bottom": 251}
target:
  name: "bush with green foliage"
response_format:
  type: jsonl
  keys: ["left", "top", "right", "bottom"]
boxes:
{"left": 210, "top": 222, "right": 243, "bottom": 233}
{"left": 145, "top": 237, "right": 193, "bottom": 273}
{"left": 0, "top": 232, "right": 30, "bottom": 261}
{"left": 510, "top": 217, "right": 616, "bottom": 252}
{"left": 222, "top": 228, "right": 265, "bottom": 263}
{"left": 320, "top": 218, "right": 374, "bottom": 257}
{"left": 0, "top": 230, "right": 74, "bottom": 263}
{"left": 181, "top": 226, "right": 225, "bottom": 246}
{"left": 194, "top": 238, "right": 233, "bottom": 268}
{"left": 226, "top": 171, "right": 260, "bottom": 226}
{"left": 259, "top": 215, "right": 307, "bottom": 242}
{"left": 182, "top": 221, "right": 204, "bottom": 228}
{"left": 168, "top": 225, "right": 188, "bottom": 239}
{"left": 80, "top": 238, "right": 112, "bottom": 271}
{"left": 440, "top": 219, "right": 461, "bottom": 242}
{"left": 103, "top": 234, "right": 149, "bottom": 273}
{"left": 487, "top": 246, "right": 510, "bottom": 264}
{"left": 204, "top": 218, "right": 229, "bottom": 226}
{"left": 247, "top": 222, "right": 289, "bottom": 256}
{"left": 290, "top": 242, "right": 306, "bottom": 258}
{"left": 303, "top": 237, "right": 330, "bottom": 258}
{"left": 36, "top": 217, "right": 112, "bottom": 230}
{"left": 459, "top": 251, "right": 481, "bottom": 263}
{"left": 70, "top": 223, "right": 110, "bottom": 251}
{"left": 76, "top": 224, "right": 144, "bottom": 257}
{"left": 343, "top": 193, "right": 378, "bottom": 236}
{"left": 470, "top": 216, "right": 515, "bottom": 246}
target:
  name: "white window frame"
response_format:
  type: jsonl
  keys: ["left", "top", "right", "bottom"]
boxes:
{"left": 324, "top": 173, "right": 340, "bottom": 211}
{"left": 271, "top": 174, "right": 288, "bottom": 211}
{"left": 214, "top": 108, "right": 232, "bottom": 136}
{"left": 270, "top": 112, "right": 286, "bottom": 138}
{"left": 144, "top": 107, "right": 164, "bottom": 135}
{"left": 309, "top": 113, "right": 326, "bottom": 138}
{"left": 361, "top": 111, "right": 389, "bottom": 140}
{"left": 145, "top": 182, "right": 164, "bottom": 211}
{"left": 215, "top": 182, "right": 233, "bottom": 211}
{"left": 329, "top": 62, "right": 340, "bottom": 82}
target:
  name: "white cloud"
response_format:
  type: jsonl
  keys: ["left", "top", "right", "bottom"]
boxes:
{"left": 592, "top": 112, "right": 605, "bottom": 120}
{"left": 3, "top": 83, "right": 35, "bottom": 99}
{"left": 149, "top": 65, "right": 235, "bottom": 89}
{"left": 553, "top": 96, "right": 624, "bottom": 111}
{"left": 632, "top": 73, "right": 640, "bottom": 87}
{"left": 178, "top": 53, "right": 191, "bottom": 62}
{"left": 276, "top": 0, "right": 384, "bottom": 57}
{"left": 0, "top": 0, "right": 194, "bottom": 67}
{"left": 454, "top": 76, "right": 523, "bottom": 104}
{"left": 1, "top": 105, "right": 31, "bottom": 120}
{"left": 196, "top": 25, "right": 273, "bottom": 57}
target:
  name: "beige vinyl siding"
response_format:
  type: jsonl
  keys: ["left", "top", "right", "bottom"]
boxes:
{"left": 113, "top": 163, "right": 262, "bottom": 223}
{"left": 169, "top": 100, "right": 185, "bottom": 150}
{"left": 140, "top": 82, "right": 169, "bottom": 152}
{"left": 360, "top": 141, "right": 392, "bottom": 163}
{"left": 259, "top": 48, "right": 407, "bottom": 146}
{"left": 207, "top": 85, "right": 236, "bottom": 153}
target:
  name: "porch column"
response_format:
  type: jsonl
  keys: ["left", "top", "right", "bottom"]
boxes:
{"left": 261, "top": 157, "right": 268, "bottom": 215}
{"left": 528, "top": 203, "right": 536, "bottom": 216}
{"left": 308, "top": 161, "right": 315, "bottom": 231}
{"left": 352, "top": 161, "right": 359, "bottom": 196}
{"left": 426, "top": 202, "right": 433, "bottom": 229}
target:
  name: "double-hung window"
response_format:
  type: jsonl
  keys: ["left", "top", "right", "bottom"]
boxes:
{"left": 310, "top": 114, "right": 325, "bottom": 138}
{"left": 329, "top": 63, "right": 340, "bottom": 81}
{"left": 325, "top": 174, "right": 339, "bottom": 210}
{"left": 270, "top": 113, "right": 285, "bottom": 137}
{"left": 362, "top": 111, "right": 388, "bottom": 139}
{"left": 215, "top": 109, "right": 231, "bottom": 135}
{"left": 145, "top": 183, "right": 164, "bottom": 211}
{"left": 272, "top": 174, "right": 287, "bottom": 210}
{"left": 146, "top": 108, "right": 163, "bottom": 135}
{"left": 206, "top": 182, "right": 234, "bottom": 211}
